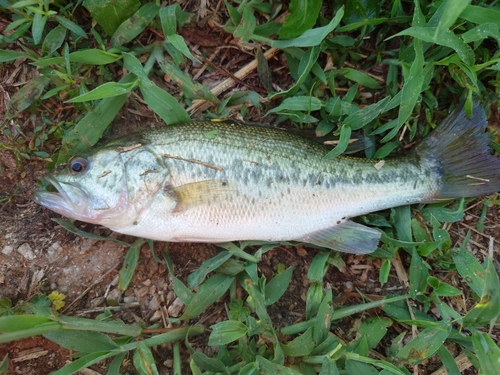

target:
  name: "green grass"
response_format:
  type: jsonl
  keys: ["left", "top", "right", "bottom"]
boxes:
{"left": 1, "top": 0, "right": 500, "bottom": 374}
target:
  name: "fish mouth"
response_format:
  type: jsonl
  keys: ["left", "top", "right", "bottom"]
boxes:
{"left": 34, "top": 176, "right": 90, "bottom": 220}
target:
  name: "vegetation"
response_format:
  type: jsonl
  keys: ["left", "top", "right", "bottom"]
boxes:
{"left": 1, "top": 0, "right": 500, "bottom": 374}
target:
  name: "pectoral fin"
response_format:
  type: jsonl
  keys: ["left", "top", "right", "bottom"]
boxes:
{"left": 166, "top": 180, "right": 233, "bottom": 212}
{"left": 297, "top": 221, "right": 381, "bottom": 254}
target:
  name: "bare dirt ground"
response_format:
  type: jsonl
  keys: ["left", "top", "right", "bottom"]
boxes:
{"left": 1, "top": 9, "right": 500, "bottom": 375}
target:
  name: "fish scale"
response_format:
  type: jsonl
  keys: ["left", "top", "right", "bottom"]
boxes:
{"left": 35, "top": 103, "right": 500, "bottom": 254}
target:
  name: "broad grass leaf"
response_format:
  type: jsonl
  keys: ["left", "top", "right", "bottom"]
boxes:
{"left": 51, "top": 351, "right": 113, "bottom": 375}
{"left": 159, "top": 4, "right": 189, "bottom": 36}
{"left": 316, "top": 119, "right": 334, "bottom": 137}
{"left": 41, "top": 25, "right": 66, "bottom": 55}
{"left": 139, "top": 80, "right": 190, "bottom": 124}
{"left": 398, "top": 41, "right": 423, "bottom": 127}
{"left": 395, "top": 325, "right": 451, "bottom": 365}
{"left": 0, "top": 354, "right": 7, "bottom": 375}
{"left": 307, "top": 251, "right": 331, "bottom": 283}
{"left": 269, "top": 45, "right": 322, "bottom": 98}
{"left": 323, "top": 124, "right": 351, "bottom": 159}
{"left": 373, "top": 141, "right": 399, "bottom": 159}
{"left": 336, "top": 17, "right": 390, "bottom": 33}
{"left": 452, "top": 233, "right": 485, "bottom": 296}
{"left": 233, "top": 6, "right": 256, "bottom": 42}
{"left": 463, "top": 257, "right": 500, "bottom": 328}
{"left": 51, "top": 219, "right": 131, "bottom": 247}
{"left": 139, "top": 326, "right": 204, "bottom": 348}
{"left": 305, "top": 283, "right": 324, "bottom": 321}
{"left": 319, "top": 357, "right": 340, "bottom": 375}
{"left": 460, "top": 5, "right": 500, "bottom": 28}
{"left": 282, "top": 326, "right": 316, "bottom": 357}
{"left": 43, "top": 330, "right": 119, "bottom": 353}
{"left": 83, "top": 0, "right": 140, "bottom": 35}
{"left": 345, "top": 360, "right": 379, "bottom": 375}
{"left": 67, "top": 81, "right": 137, "bottom": 103}
{"left": 379, "top": 259, "right": 391, "bottom": 284}
{"left": 336, "top": 67, "right": 380, "bottom": 89}
{"left": 0, "top": 50, "right": 26, "bottom": 62}
{"left": 107, "top": 352, "right": 128, "bottom": 375}
{"left": 191, "top": 352, "right": 226, "bottom": 372}
{"left": 471, "top": 331, "right": 500, "bottom": 374}
{"left": 224, "top": 0, "right": 241, "bottom": 26}
{"left": 409, "top": 252, "right": 429, "bottom": 297}
{"left": 33, "top": 49, "right": 122, "bottom": 66}
{"left": 55, "top": 16, "right": 87, "bottom": 38}
{"left": 271, "top": 7, "right": 343, "bottom": 48}
{"left": 381, "top": 298, "right": 433, "bottom": 323}
{"left": 0, "top": 315, "right": 52, "bottom": 333}
{"left": 356, "top": 317, "right": 392, "bottom": 349}
{"left": 344, "top": 353, "right": 408, "bottom": 375}
{"left": 279, "top": 0, "right": 321, "bottom": 39}
{"left": 208, "top": 320, "right": 248, "bottom": 346}
{"left": 265, "top": 266, "right": 293, "bottom": 305}
{"left": 162, "top": 251, "right": 193, "bottom": 305}
{"left": 122, "top": 52, "right": 148, "bottom": 79}
{"left": 118, "top": 240, "right": 145, "bottom": 291}
{"left": 437, "top": 345, "right": 461, "bottom": 375}
{"left": 133, "top": 342, "right": 159, "bottom": 375}
{"left": 254, "top": 355, "right": 302, "bottom": 374}
{"left": 462, "top": 23, "right": 500, "bottom": 44}
{"left": 167, "top": 34, "right": 200, "bottom": 63}
{"left": 421, "top": 199, "right": 465, "bottom": 223}
{"left": 313, "top": 289, "right": 333, "bottom": 343}
{"left": 32, "top": 12, "right": 47, "bottom": 45}
{"left": 6, "top": 76, "right": 49, "bottom": 120}
{"left": 395, "top": 27, "right": 474, "bottom": 65}
{"left": 344, "top": 0, "right": 382, "bottom": 23}
{"left": 156, "top": 56, "right": 218, "bottom": 102}
{"left": 180, "top": 274, "right": 234, "bottom": 320}
{"left": 266, "top": 96, "right": 323, "bottom": 113}
{"left": 110, "top": 3, "right": 160, "bottom": 47}
{"left": 256, "top": 47, "right": 273, "bottom": 92}
{"left": 434, "top": 0, "right": 471, "bottom": 38}
{"left": 55, "top": 74, "right": 134, "bottom": 164}
{"left": 427, "top": 276, "right": 461, "bottom": 297}
{"left": 311, "top": 335, "right": 341, "bottom": 356}
{"left": 343, "top": 96, "right": 391, "bottom": 131}
{"left": 187, "top": 251, "right": 232, "bottom": 289}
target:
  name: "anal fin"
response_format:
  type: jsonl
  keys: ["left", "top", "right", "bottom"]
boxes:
{"left": 297, "top": 221, "right": 380, "bottom": 254}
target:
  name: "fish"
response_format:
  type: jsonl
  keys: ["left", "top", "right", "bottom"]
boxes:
{"left": 34, "top": 103, "right": 500, "bottom": 254}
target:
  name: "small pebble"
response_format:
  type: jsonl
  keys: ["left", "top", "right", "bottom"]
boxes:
{"left": 149, "top": 295, "right": 161, "bottom": 311}
{"left": 123, "top": 296, "right": 137, "bottom": 304}
{"left": 2, "top": 245, "right": 14, "bottom": 255}
{"left": 107, "top": 288, "right": 122, "bottom": 303}
{"left": 135, "top": 286, "right": 149, "bottom": 298}
{"left": 17, "top": 243, "right": 35, "bottom": 260}
{"left": 344, "top": 281, "right": 354, "bottom": 292}
{"left": 167, "top": 297, "right": 184, "bottom": 317}
{"left": 150, "top": 309, "right": 162, "bottom": 322}
{"left": 91, "top": 296, "right": 106, "bottom": 308}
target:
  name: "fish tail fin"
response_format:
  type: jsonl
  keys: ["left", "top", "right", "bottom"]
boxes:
{"left": 415, "top": 102, "right": 500, "bottom": 199}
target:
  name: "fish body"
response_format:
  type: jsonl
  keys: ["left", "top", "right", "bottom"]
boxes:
{"left": 34, "top": 104, "right": 500, "bottom": 254}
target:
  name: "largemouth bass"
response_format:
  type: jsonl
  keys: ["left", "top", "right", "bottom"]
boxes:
{"left": 34, "top": 104, "right": 500, "bottom": 254}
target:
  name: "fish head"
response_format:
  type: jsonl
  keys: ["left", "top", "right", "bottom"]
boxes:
{"left": 34, "top": 142, "right": 170, "bottom": 228}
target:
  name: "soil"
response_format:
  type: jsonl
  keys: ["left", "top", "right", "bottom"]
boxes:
{"left": 1, "top": 5, "right": 499, "bottom": 375}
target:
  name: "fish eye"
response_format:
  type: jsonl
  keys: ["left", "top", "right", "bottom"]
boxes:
{"left": 69, "top": 157, "right": 88, "bottom": 174}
